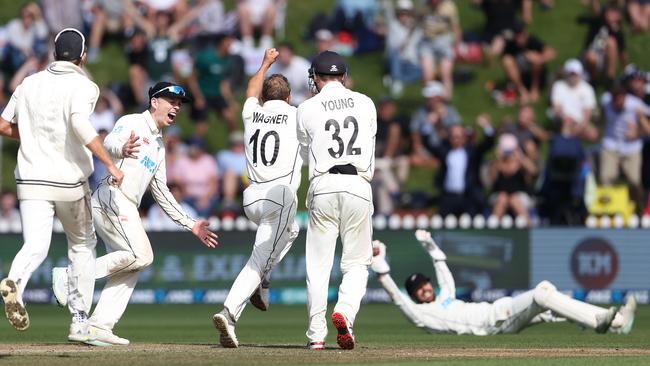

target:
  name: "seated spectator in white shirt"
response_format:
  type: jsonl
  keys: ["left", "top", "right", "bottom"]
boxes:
{"left": 217, "top": 132, "right": 247, "bottom": 216}
{"left": 551, "top": 59, "right": 598, "bottom": 142}
{"left": 267, "top": 42, "right": 311, "bottom": 106}
{"left": 600, "top": 85, "right": 650, "bottom": 206}
{"left": 0, "top": 191, "right": 21, "bottom": 229}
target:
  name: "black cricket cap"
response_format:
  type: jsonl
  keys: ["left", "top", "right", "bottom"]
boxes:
{"left": 311, "top": 50, "right": 347, "bottom": 75}
{"left": 148, "top": 81, "right": 191, "bottom": 103}
{"left": 54, "top": 28, "right": 85, "bottom": 61}
{"left": 405, "top": 273, "right": 430, "bottom": 300}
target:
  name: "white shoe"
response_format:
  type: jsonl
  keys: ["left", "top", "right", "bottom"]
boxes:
{"left": 68, "top": 322, "right": 90, "bottom": 342}
{"left": 612, "top": 295, "right": 637, "bottom": 335}
{"left": 213, "top": 309, "right": 238, "bottom": 348}
{"left": 84, "top": 325, "right": 130, "bottom": 346}
{"left": 307, "top": 341, "right": 325, "bottom": 350}
{"left": 52, "top": 267, "right": 68, "bottom": 307}
{"left": 595, "top": 307, "right": 616, "bottom": 334}
{"left": 1, "top": 278, "right": 29, "bottom": 331}
{"left": 250, "top": 284, "right": 269, "bottom": 311}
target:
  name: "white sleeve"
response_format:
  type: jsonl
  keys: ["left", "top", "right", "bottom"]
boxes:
{"left": 70, "top": 112, "right": 98, "bottom": 145}
{"left": 550, "top": 82, "right": 561, "bottom": 106}
{"left": 70, "top": 82, "right": 100, "bottom": 144}
{"left": 584, "top": 85, "right": 597, "bottom": 110}
{"left": 149, "top": 157, "right": 196, "bottom": 231}
{"left": 1, "top": 85, "right": 19, "bottom": 123}
{"left": 103, "top": 116, "right": 133, "bottom": 159}
{"left": 433, "top": 258, "right": 456, "bottom": 300}
{"left": 378, "top": 274, "right": 428, "bottom": 329}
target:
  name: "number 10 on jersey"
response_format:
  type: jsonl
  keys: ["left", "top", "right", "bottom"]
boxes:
{"left": 249, "top": 129, "right": 280, "bottom": 167}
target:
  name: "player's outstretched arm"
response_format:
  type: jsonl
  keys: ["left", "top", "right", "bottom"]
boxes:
{"left": 191, "top": 219, "right": 219, "bottom": 248}
{"left": 415, "top": 230, "right": 456, "bottom": 299}
{"left": 415, "top": 230, "right": 446, "bottom": 261}
{"left": 246, "top": 48, "right": 279, "bottom": 99}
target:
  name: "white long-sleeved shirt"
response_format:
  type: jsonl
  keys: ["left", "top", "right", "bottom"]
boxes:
{"left": 102, "top": 111, "right": 195, "bottom": 230}
{"left": 296, "top": 82, "right": 377, "bottom": 184}
{"left": 1, "top": 61, "right": 99, "bottom": 201}
{"left": 379, "top": 256, "right": 503, "bottom": 335}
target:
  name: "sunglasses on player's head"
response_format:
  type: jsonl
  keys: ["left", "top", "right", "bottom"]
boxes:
{"left": 151, "top": 85, "right": 187, "bottom": 98}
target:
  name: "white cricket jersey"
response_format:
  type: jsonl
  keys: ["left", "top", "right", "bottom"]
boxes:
{"left": 101, "top": 111, "right": 195, "bottom": 230}
{"left": 1, "top": 61, "right": 100, "bottom": 201}
{"left": 297, "top": 82, "right": 376, "bottom": 183}
{"left": 380, "top": 257, "right": 501, "bottom": 336}
{"left": 242, "top": 97, "right": 303, "bottom": 192}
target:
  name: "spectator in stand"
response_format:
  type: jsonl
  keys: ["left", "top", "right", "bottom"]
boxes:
{"left": 140, "top": 0, "right": 188, "bottom": 21}
{"left": 216, "top": 132, "right": 247, "bottom": 217}
{"left": 627, "top": 0, "right": 650, "bottom": 33}
{"left": 474, "top": 0, "right": 533, "bottom": 59}
{"left": 0, "top": 191, "right": 21, "bottom": 225}
{"left": 173, "top": 138, "right": 219, "bottom": 218}
{"left": 267, "top": 42, "right": 311, "bottom": 106}
{"left": 428, "top": 115, "right": 495, "bottom": 216}
{"left": 163, "top": 125, "right": 187, "bottom": 182}
{"left": 238, "top": 0, "right": 283, "bottom": 49}
{"left": 599, "top": 85, "right": 650, "bottom": 207}
{"left": 8, "top": 50, "right": 49, "bottom": 93}
{"left": 550, "top": 59, "right": 598, "bottom": 142}
{"left": 623, "top": 65, "right": 650, "bottom": 105}
{"left": 381, "top": 0, "right": 422, "bottom": 97}
{"left": 538, "top": 118, "right": 587, "bottom": 225}
{"left": 331, "top": 0, "right": 382, "bottom": 54}
{"left": 419, "top": 0, "right": 462, "bottom": 98}
{"left": 314, "top": 29, "right": 335, "bottom": 56}
{"left": 171, "top": 0, "right": 230, "bottom": 38}
{"left": 90, "top": 89, "right": 123, "bottom": 132}
{"left": 188, "top": 33, "right": 238, "bottom": 136}
{"left": 490, "top": 133, "right": 537, "bottom": 224}
{"left": 502, "top": 22, "right": 555, "bottom": 104}
{"left": 89, "top": 129, "right": 110, "bottom": 191}
{"left": 125, "top": 29, "right": 149, "bottom": 107}
{"left": 86, "top": 0, "right": 127, "bottom": 63}
{"left": 410, "top": 81, "right": 461, "bottom": 167}
{"left": 41, "top": 0, "right": 84, "bottom": 37}
{"left": 373, "top": 96, "right": 411, "bottom": 215}
{"left": 501, "top": 105, "right": 548, "bottom": 162}
{"left": 581, "top": 1, "right": 627, "bottom": 85}
{"left": 146, "top": 183, "right": 198, "bottom": 231}
{"left": 1, "top": 3, "right": 48, "bottom": 76}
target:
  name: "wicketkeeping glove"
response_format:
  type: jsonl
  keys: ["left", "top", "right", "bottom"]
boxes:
{"left": 415, "top": 230, "right": 447, "bottom": 261}
{"left": 371, "top": 240, "right": 390, "bottom": 274}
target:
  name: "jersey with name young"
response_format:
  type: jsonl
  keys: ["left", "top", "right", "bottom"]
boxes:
{"left": 242, "top": 97, "right": 302, "bottom": 192}
{"left": 297, "top": 81, "right": 376, "bottom": 183}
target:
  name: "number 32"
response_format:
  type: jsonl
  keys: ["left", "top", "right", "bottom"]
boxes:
{"left": 325, "top": 116, "right": 361, "bottom": 158}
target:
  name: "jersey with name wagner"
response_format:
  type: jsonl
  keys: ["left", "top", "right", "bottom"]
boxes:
{"left": 297, "top": 82, "right": 377, "bottom": 183}
{"left": 242, "top": 97, "right": 302, "bottom": 191}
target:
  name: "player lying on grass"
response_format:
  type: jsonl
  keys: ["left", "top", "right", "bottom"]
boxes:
{"left": 371, "top": 230, "right": 636, "bottom": 335}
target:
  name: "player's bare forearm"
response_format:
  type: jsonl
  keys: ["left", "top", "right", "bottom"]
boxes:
{"left": 246, "top": 48, "right": 279, "bottom": 98}
{"left": 0, "top": 118, "right": 19, "bottom": 140}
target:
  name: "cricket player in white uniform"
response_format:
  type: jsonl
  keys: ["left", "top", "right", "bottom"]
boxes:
{"left": 213, "top": 48, "right": 303, "bottom": 348}
{"left": 371, "top": 230, "right": 637, "bottom": 336}
{"left": 297, "top": 51, "right": 377, "bottom": 350}
{"left": 0, "top": 28, "right": 124, "bottom": 341}
{"left": 51, "top": 82, "right": 218, "bottom": 346}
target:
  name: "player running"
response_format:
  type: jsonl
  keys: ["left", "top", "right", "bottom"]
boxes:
{"left": 371, "top": 230, "right": 637, "bottom": 336}
{"left": 51, "top": 81, "right": 218, "bottom": 346}
{"left": 213, "top": 48, "right": 304, "bottom": 348}
{"left": 297, "top": 51, "right": 377, "bottom": 350}
{"left": 0, "top": 28, "right": 124, "bottom": 340}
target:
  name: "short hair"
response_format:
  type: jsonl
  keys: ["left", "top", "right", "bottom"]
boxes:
{"left": 262, "top": 74, "right": 290, "bottom": 101}
{"left": 316, "top": 73, "right": 345, "bottom": 83}
{"left": 277, "top": 41, "right": 294, "bottom": 52}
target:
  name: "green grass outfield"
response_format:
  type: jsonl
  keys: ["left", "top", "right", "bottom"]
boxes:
{"left": 0, "top": 304, "right": 648, "bottom": 365}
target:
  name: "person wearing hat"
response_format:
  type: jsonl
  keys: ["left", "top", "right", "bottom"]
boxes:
{"left": 550, "top": 59, "right": 598, "bottom": 142}
{"left": 0, "top": 27, "right": 124, "bottom": 341}
{"left": 297, "top": 50, "right": 376, "bottom": 350}
{"left": 213, "top": 48, "right": 304, "bottom": 348}
{"left": 370, "top": 230, "right": 637, "bottom": 336}
{"left": 51, "top": 81, "right": 218, "bottom": 346}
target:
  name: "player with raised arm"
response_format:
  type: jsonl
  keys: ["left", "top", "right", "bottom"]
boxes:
{"left": 51, "top": 82, "right": 218, "bottom": 346}
{"left": 297, "top": 51, "right": 377, "bottom": 350}
{"left": 0, "top": 28, "right": 124, "bottom": 341}
{"left": 212, "top": 48, "right": 304, "bottom": 348}
{"left": 371, "top": 230, "right": 637, "bottom": 336}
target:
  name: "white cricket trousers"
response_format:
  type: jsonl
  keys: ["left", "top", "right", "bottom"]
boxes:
{"left": 305, "top": 174, "right": 373, "bottom": 343}
{"left": 8, "top": 197, "right": 96, "bottom": 315}
{"left": 89, "top": 185, "right": 153, "bottom": 331}
{"left": 223, "top": 184, "right": 298, "bottom": 321}
{"left": 495, "top": 280, "right": 614, "bottom": 334}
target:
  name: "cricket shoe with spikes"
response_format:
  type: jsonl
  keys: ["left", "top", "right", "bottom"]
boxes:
{"left": 331, "top": 312, "right": 355, "bottom": 350}
{"left": 595, "top": 307, "right": 616, "bottom": 334}
{"left": 1, "top": 278, "right": 29, "bottom": 331}
{"left": 84, "top": 325, "right": 130, "bottom": 346}
{"left": 611, "top": 295, "right": 637, "bottom": 335}
{"left": 213, "top": 309, "right": 239, "bottom": 348}
{"left": 307, "top": 341, "right": 325, "bottom": 350}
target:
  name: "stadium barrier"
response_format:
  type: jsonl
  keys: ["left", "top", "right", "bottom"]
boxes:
{"left": 0, "top": 229, "right": 647, "bottom": 305}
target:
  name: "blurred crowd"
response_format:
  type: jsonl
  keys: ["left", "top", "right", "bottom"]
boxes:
{"left": 1, "top": 0, "right": 650, "bottom": 228}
